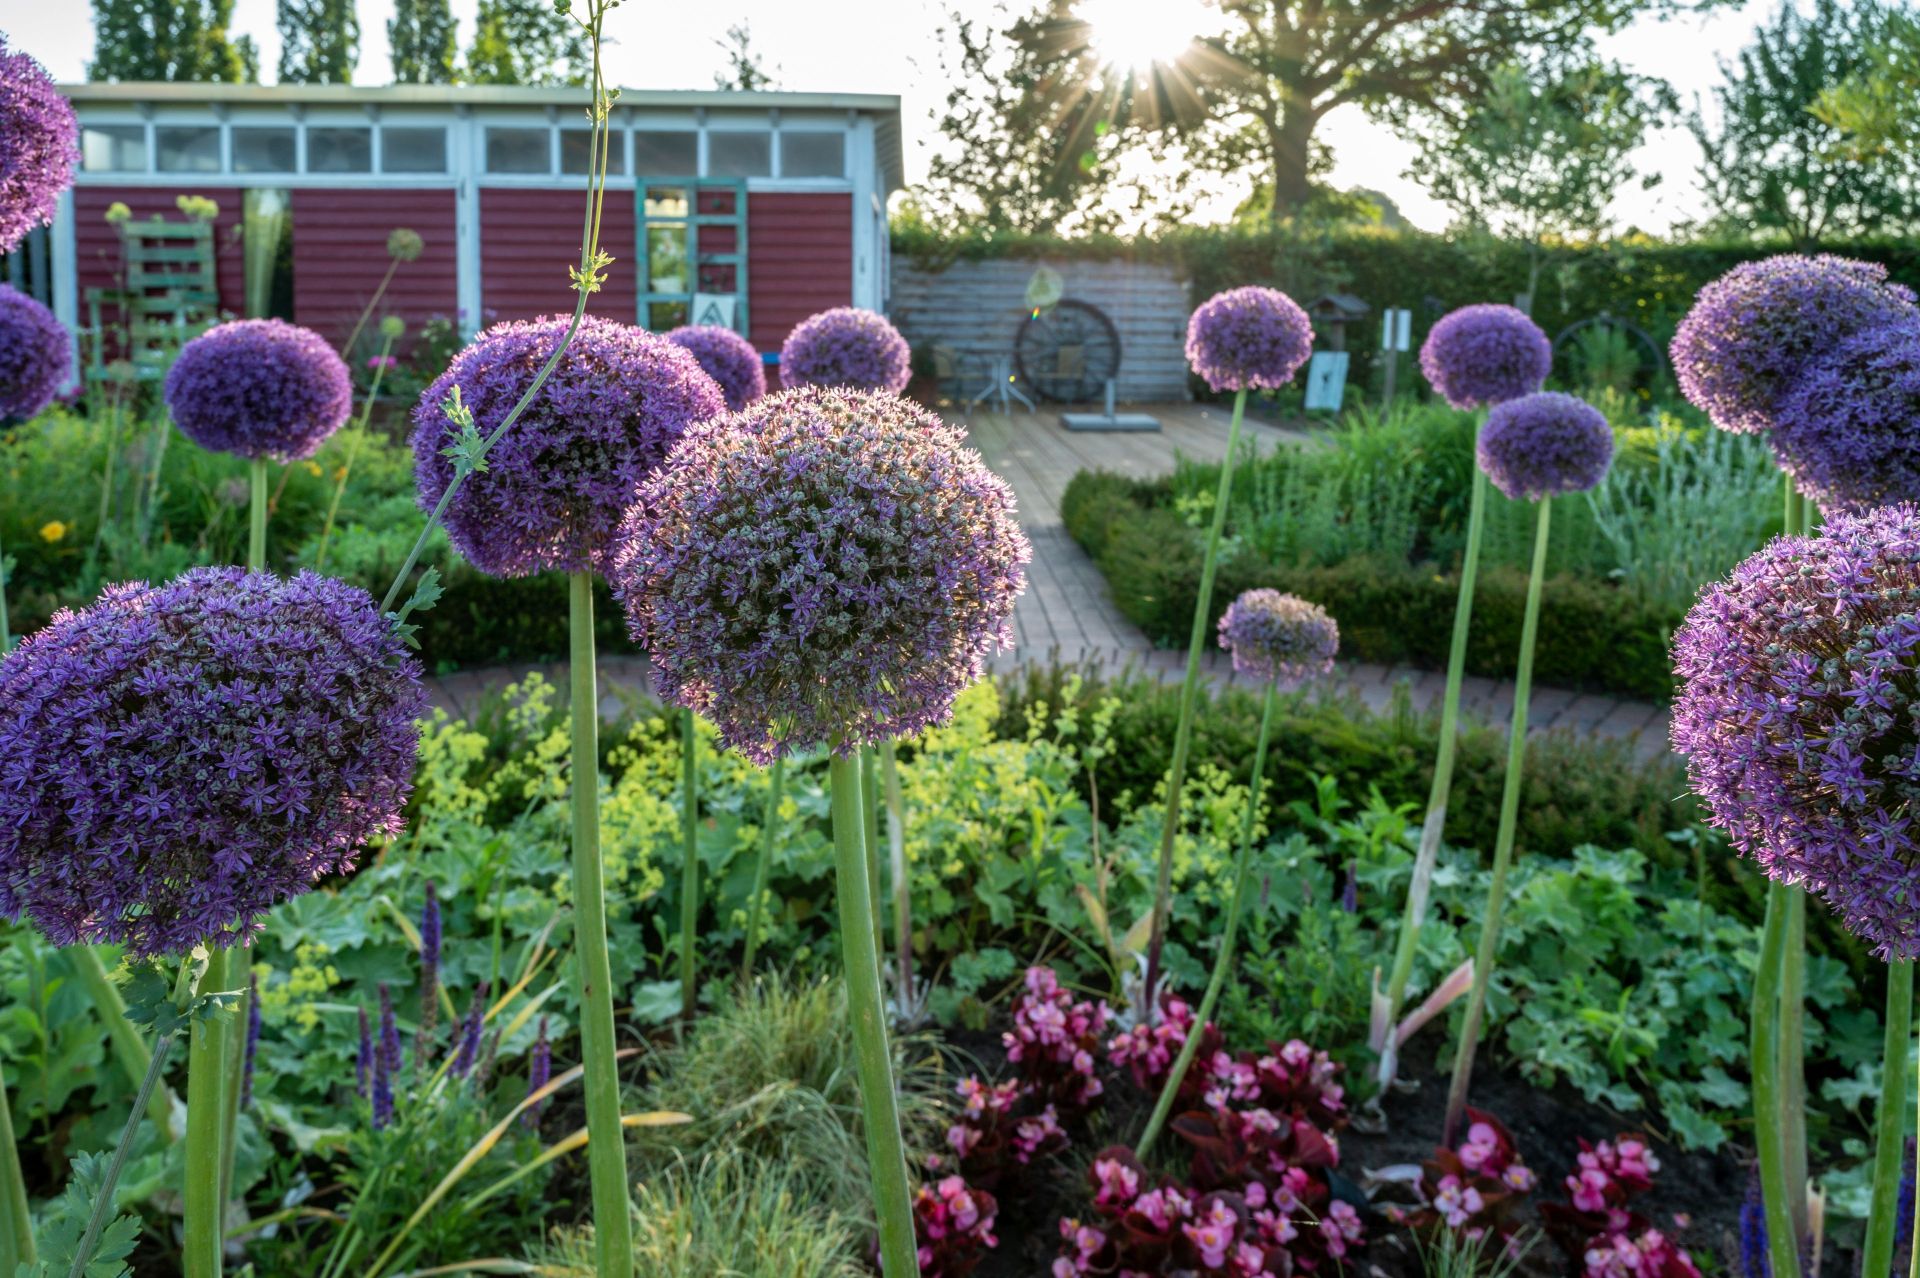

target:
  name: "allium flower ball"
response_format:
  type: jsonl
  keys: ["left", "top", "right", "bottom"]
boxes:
{"left": 666, "top": 324, "right": 767, "bottom": 412}
{"left": 165, "top": 319, "right": 353, "bottom": 461}
{"left": 0, "top": 36, "right": 78, "bottom": 255}
{"left": 386, "top": 227, "right": 424, "bottom": 262}
{"left": 610, "top": 386, "right": 1030, "bottom": 765}
{"left": 1419, "top": 304, "right": 1553, "bottom": 409}
{"left": 1184, "top": 286, "right": 1314, "bottom": 393}
{"left": 1670, "top": 503, "right": 1920, "bottom": 959}
{"left": 1670, "top": 254, "right": 1917, "bottom": 435}
{"left": 1216, "top": 589, "right": 1338, "bottom": 688}
{"left": 412, "top": 314, "right": 725, "bottom": 578}
{"left": 778, "top": 306, "right": 911, "bottom": 393}
{"left": 1476, "top": 391, "right": 1614, "bottom": 501}
{"left": 1769, "top": 317, "right": 1920, "bottom": 514}
{"left": 0, "top": 567, "right": 426, "bottom": 960}
{"left": 0, "top": 284, "right": 71, "bottom": 420}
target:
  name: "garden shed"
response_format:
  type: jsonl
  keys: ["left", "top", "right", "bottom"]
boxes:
{"left": 45, "top": 82, "right": 902, "bottom": 364}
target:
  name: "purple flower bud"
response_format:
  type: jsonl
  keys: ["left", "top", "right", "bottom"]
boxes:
{"left": 1184, "top": 286, "right": 1314, "bottom": 394}
{"left": 1418, "top": 304, "right": 1551, "bottom": 410}
{"left": 1215, "top": 589, "right": 1338, "bottom": 689}
{"left": 451, "top": 981, "right": 489, "bottom": 1079}
{"left": 371, "top": 1040, "right": 394, "bottom": 1131}
{"left": 0, "top": 285, "right": 70, "bottom": 421}
{"left": 779, "top": 307, "right": 912, "bottom": 393}
{"left": 523, "top": 1015, "right": 551, "bottom": 1129}
{"left": 356, "top": 1005, "right": 372, "bottom": 1099}
{"left": 241, "top": 971, "right": 262, "bottom": 1108}
{"left": 1475, "top": 391, "right": 1614, "bottom": 501}
{"left": 1769, "top": 317, "right": 1920, "bottom": 515}
{"left": 666, "top": 324, "right": 767, "bottom": 412}
{"left": 0, "top": 37, "right": 78, "bottom": 255}
{"left": 1340, "top": 868, "right": 1358, "bottom": 915}
{"left": 164, "top": 320, "right": 354, "bottom": 461}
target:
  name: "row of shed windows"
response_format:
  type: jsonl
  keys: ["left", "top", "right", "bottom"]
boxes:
{"left": 79, "top": 121, "right": 847, "bottom": 179}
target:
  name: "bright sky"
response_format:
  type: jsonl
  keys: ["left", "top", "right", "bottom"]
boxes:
{"left": 3, "top": 0, "right": 1781, "bottom": 234}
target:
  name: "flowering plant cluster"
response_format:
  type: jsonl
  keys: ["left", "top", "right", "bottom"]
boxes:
{"left": 913, "top": 1174, "right": 999, "bottom": 1277}
{"left": 1387, "top": 1109, "right": 1537, "bottom": 1242}
{"left": 778, "top": 306, "right": 912, "bottom": 393}
{"left": 1540, "top": 1136, "right": 1699, "bottom": 1278}
{"left": 1184, "top": 286, "right": 1314, "bottom": 394}
{"left": 1418, "top": 304, "right": 1552, "bottom": 409}
{"left": 0, "top": 284, "right": 72, "bottom": 420}
{"left": 1475, "top": 391, "right": 1615, "bottom": 501}
{"left": 165, "top": 319, "right": 355, "bottom": 461}
{"left": 1216, "top": 589, "right": 1339, "bottom": 688}
{"left": 666, "top": 323, "right": 767, "bottom": 411}
{"left": 1770, "top": 316, "right": 1920, "bottom": 513}
{"left": 0, "top": 35, "right": 78, "bottom": 255}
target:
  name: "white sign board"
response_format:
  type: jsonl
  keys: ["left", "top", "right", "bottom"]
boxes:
{"left": 1381, "top": 308, "right": 1412, "bottom": 352}
{"left": 1304, "top": 351, "right": 1350, "bottom": 412}
{"left": 691, "top": 293, "right": 737, "bottom": 330}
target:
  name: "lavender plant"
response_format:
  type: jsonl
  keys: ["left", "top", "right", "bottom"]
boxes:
{"left": 0, "top": 34, "right": 78, "bottom": 255}
{"left": 611, "top": 385, "right": 1029, "bottom": 1277}
{"left": 1443, "top": 391, "right": 1613, "bottom": 1143}
{"left": 779, "top": 306, "right": 913, "bottom": 393}
{"left": 666, "top": 323, "right": 767, "bottom": 411}
{"left": 1142, "top": 286, "right": 1312, "bottom": 1013}
{"left": 1136, "top": 589, "right": 1337, "bottom": 1156}
{"left": 1378, "top": 304, "right": 1551, "bottom": 1091}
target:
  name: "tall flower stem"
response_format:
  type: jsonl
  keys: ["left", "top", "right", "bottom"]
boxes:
{"left": 1143, "top": 385, "right": 1248, "bottom": 1007}
{"left": 71, "top": 946, "right": 177, "bottom": 1141}
{"left": 1442, "top": 494, "right": 1549, "bottom": 1145}
{"left": 247, "top": 457, "right": 267, "bottom": 572}
{"left": 740, "top": 756, "right": 786, "bottom": 980}
{"left": 828, "top": 750, "right": 918, "bottom": 1278}
{"left": 567, "top": 571, "right": 634, "bottom": 1278}
{"left": 1137, "top": 680, "right": 1279, "bottom": 1157}
{"left": 0, "top": 1059, "right": 32, "bottom": 1274}
{"left": 862, "top": 747, "right": 884, "bottom": 953}
{"left": 1378, "top": 463, "right": 1488, "bottom": 1087}
{"left": 339, "top": 257, "right": 402, "bottom": 364}
{"left": 183, "top": 945, "right": 229, "bottom": 1278}
{"left": 1752, "top": 884, "right": 1801, "bottom": 1278}
{"left": 679, "top": 708, "right": 700, "bottom": 1020}
{"left": 1864, "top": 960, "right": 1913, "bottom": 1278}
{"left": 880, "top": 741, "right": 914, "bottom": 1020}
{"left": 314, "top": 333, "right": 392, "bottom": 571}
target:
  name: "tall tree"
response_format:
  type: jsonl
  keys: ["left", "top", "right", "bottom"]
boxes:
{"left": 277, "top": 0, "right": 358, "bottom": 85}
{"left": 466, "top": 0, "right": 587, "bottom": 87}
{"left": 1004, "top": 0, "right": 1711, "bottom": 223}
{"left": 389, "top": 0, "right": 458, "bottom": 85}
{"left": 1692, "top": 0, "right": 1916, "bottom": 246}
{"left": 1408, "top": 58, "right": 1673, "bottom": 307}
{"left": 713, "top": 22, "right": 778, "bottom": 91}
{"left": 88, "top": 0, "right": 258, "bottom": 82}
{"left": 1812, "top": 9, "right": 1920, "bottom": 163}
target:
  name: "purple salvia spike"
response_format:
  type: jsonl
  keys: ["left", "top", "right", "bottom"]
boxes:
{"left": 371, "top": 1038, "right": 394, "bottom": 1131}
{"left": 378, "top": 982, "right": 402, "bottom": 1077}
{"left": 523, "top": 1015, "right": 551, "bottom": 1129}
{"left": 451, "top": 981, "right": 489, "bottom": 1079}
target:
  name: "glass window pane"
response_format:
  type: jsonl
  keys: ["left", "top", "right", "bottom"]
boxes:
{"left": 708, "top": 132, "right": 770, "bottom": 178}
{"left": 643, "top": 185, "right": 689, "bottom": 218}
{"left": 634, "top": 131, "right": 697, "bottom": 175}
{"left": 781, "top": 131, "right": 844, "bottom": 178}
{"left": 231, "top": 127, "right": 296, "bottom": 173}
{"left": 308, "top": 127, "right": 372, "bottom": 173}
{"left": 560, "top": 128, "right": 625, "bottom": 175}
{"left": 382, "top": 126, "right": 445, "bottom": 173}
{"left": 647, "top": 226, "right": 688, "bottom": 294}
{"left": 648, "top": 300, "right": 689, "bottom": 330}
{"left": 486, "top": 127, "right": 550, "bottom": 174}
{"left": 156, "top": 125, "right": 221, "bottom": 173}
{"left": 81, "top": 125, "right": 146, "bottom": 172}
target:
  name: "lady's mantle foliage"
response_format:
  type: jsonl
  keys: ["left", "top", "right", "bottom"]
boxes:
{"left": 0, "top": 567, "right": 425, "bottom": 959}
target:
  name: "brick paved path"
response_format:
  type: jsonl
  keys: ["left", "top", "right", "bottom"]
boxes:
{"left": 427, "top": 403, "right": 1670, "bottom": 758}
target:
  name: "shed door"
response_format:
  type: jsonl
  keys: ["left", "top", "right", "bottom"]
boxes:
{"left": 637, "top": 177, "right": 748, "bottom": 336}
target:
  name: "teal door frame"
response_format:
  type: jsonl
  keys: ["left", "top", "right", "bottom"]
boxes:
{"left": 636, "top": 176, "right": 749, "bottom": 337}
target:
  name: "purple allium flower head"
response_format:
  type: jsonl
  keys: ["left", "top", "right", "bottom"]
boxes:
{"left": 1670, "top": 254, "right": 1917, "bottom": 436}
{"left": 778, "top": 306, "right": 912, "bottom": 393}
{"left": 241, "top": 971, "right": 262, "bottom": 1108}
{"left": 610, "top": 386, "right": 1030, "bottom": 765}
{"left": 356, "top": 1005, "right": 373, "bottom": 1099}
{"left": 164, "top": 319, "right": 353, "bottom": 461}
{"left": 523, "top": 1014, "right": 551, "bottom": 1129}
{"left": 450, "top": 981, "right": 489, "bottom": 1079}
{"left": 1184, "top": 286, "right": 1314, "bottom": 393}
{"left": 1671, "top": 503, "right": 1920, "bottom": 959}
{"left": 1475, "top": 391, "right": 1614, "bottom": 501}
{"left": 412, "top": 314, "right": 725, "bottom": 578}
{"left": 0, "top": 568, "right": 425, "bottom": 960}
{"left": 0, "top": 37, "right": 78, "bottom": 255}
{"left": 1418, "top": 304, "right": 1552, "bottom": 409}
{"left": 1215, "top": 589, "right": 1338, "bottom": 688}
{"left": 1769, "top": 317, "right": 1920, "bottom": 515}
{"left": 0, "top": 284, "right": 70, "bottom": 420}
{"left": 666, "top": 324, "right": 767, "bottom": 412}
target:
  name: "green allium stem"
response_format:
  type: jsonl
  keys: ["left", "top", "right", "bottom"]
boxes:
{"left": 93, "top": 389, "right": 123, "bottom": 551}
{"left": 1137, "top": 680, "right": 1280, "bottom": 1157}
{"left": 0, "top": 1057, "right": 32, "bottom": 1274}
{"left": 1442, "top": 493, "right": 1550, "bottom": 1145}
{"left": 183, "top": 946, "right": 229, "bottom": 1278}
{"left": 217, "top": 976, "right": 245, "bottom": 1212}
{"left": 338, "top": 256, "right": 402, "bottom": 365}
{"left": 314, "top": 334, "right": 391, "bottom": 571}
{"left": 72, "top": 945, "right": 177, "bottom": 1142}
{"left": 567, "top": 572, "right": 634, "bottom": 1278}
{"left": 1379, "top": 462, "right": 1488, "bottom": 1087}
{"left": 679, "top": 707, "right": 700, "bottom": 1020}
{"left": 1865, "top": 960, "right": 1913, "bottom": 1278}
{"left": 1752, "top": 883, "right": 1803, "bottom": 1278}
{"left": 247, "top": 457, "right": 267, "bottom": 573}
{"left": 881, "top": 741, "right": 914, "bottom": 1020}
{"left": 138, "top": 411, "right": 169, "bottom": 551}
{"left": 1780, "top": 891, "right": 1809, "bottom": 1246}
{"left": 862, "top": 747, "right": 884, "bottom": 954}
{"left": 828, "top": 751, "right": 919, "bottom": 1278}
{"left": 1143, "top": 385, "right": 1248, "bottom": 1009}
{"left": 740, "top": 756, "right": 786, "bottom": 980}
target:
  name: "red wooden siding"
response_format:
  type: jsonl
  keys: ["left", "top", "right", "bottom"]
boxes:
{"left": 73, "top": 186, "right": 247, "bottom": 326}
{"left": 291, "top": 188, "right": 458, "bottom": 353}
{"left": 747, "top": 192, "right": 852, "bottom": 353}
{"left": 479, "top": 187, "right": 636, "bottom": 324}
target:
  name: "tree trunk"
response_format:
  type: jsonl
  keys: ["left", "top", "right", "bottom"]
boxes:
{"left": 1266, "top": 104, "right": 1319, "bottom": 223}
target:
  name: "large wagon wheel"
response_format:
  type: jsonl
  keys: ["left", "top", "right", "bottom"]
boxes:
{"left": 1015, "top": 299, "right": 1121, "bottom": 403}
{"left": 1553, "top": 313, "right": 1665, "bottom": 397}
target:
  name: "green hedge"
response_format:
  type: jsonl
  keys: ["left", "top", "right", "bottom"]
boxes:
{"left": 1061, "top": 469, "right": 1677, "bottom": 701}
